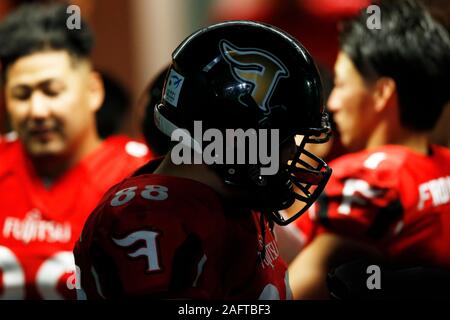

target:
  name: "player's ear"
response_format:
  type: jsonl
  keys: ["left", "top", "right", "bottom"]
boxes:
{"left": 87, "top": 71, "right": 105, "bottom": 113}
{"left": 372, "top": 77, "right": 397, "bottom": 113}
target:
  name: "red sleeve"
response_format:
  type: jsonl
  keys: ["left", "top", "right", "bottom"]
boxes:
{"left": 311, "top": 151, "right": 404, "bottom": 243}
{"left": 74, "top": 177, "right": 224, "bottom": 299}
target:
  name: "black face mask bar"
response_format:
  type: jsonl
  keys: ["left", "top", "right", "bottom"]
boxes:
{"left": 268, "top": 133, "right": 332, "bottom": 226}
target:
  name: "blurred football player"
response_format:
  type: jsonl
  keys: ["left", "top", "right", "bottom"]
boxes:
{"left": 289, "top": 0, "right": 450, "bottom": 299}
{"left": 0, "top": 3, "right": 151, "bottom": 299}
{"left": 74, "top": 21, "right": 332, "bottom": 299}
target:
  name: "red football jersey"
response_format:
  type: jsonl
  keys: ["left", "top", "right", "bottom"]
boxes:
{"left": 0, "top": 135, "right": 152, "bottom": 299}
{"left": 74, "top": 161, "right": 291, "bottom": 300}
{"left": 295, "top": 144, "right": 450, "bottom": 267}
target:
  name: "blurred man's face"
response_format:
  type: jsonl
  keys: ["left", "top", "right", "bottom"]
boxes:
{"left": 327, "top": 52, "right": 378, "bottom": 152}
{"left": 5, "top": 50, "right": 101, "bottom": 158}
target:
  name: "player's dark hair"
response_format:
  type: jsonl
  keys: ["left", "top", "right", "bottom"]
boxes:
{"left": 142, "top": 67, "right": 172, "bottom": 156}
{"left": 0, "top": 2, "right": 94, "bottom": 79}
{"left": 340, "top": 0, "right": 450, "bottom": 131}
{"left": 96, "top": 72, "right": 131, "bottom": 139}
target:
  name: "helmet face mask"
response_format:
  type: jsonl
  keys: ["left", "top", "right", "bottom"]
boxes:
{"left": 155, "top": 20, "right": 332, "bottom": 225}
{"left": 268, "top": 133, "right": 332, "bottom": 226}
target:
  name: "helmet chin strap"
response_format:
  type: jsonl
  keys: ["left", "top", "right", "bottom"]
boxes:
{"left": 214, "top": 162, "right": 296, "bottom": 222}
{"left": 250, "top": 167, "right": 296, "bottom": 212}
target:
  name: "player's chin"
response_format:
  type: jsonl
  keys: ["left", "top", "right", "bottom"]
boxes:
{"left": 25, "top": 139, "right": 66, "bottom": 158}
{"left": 333, "top": 128, "right": 350, "bottom": 149}
{"left": 341, "top": 135, "right": 363, "bottom": 152}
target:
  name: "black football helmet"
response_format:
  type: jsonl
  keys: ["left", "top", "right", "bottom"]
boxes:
{"left": 155, "top": 21, "right": 332, "bottom": 225}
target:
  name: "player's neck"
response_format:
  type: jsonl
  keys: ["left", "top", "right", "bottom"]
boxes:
{"left": 32, "top": 131, "right": 102, "bottom": 187}
{"left": 154, "top": 154, "right": 237, "bottom": 198}
{"left": 366, "top": 121, "right": 430, "bottom": 155}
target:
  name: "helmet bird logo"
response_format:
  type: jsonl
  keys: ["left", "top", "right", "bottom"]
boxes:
{"left": 219, "top": 40, "right": 289, "bottom": 114}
